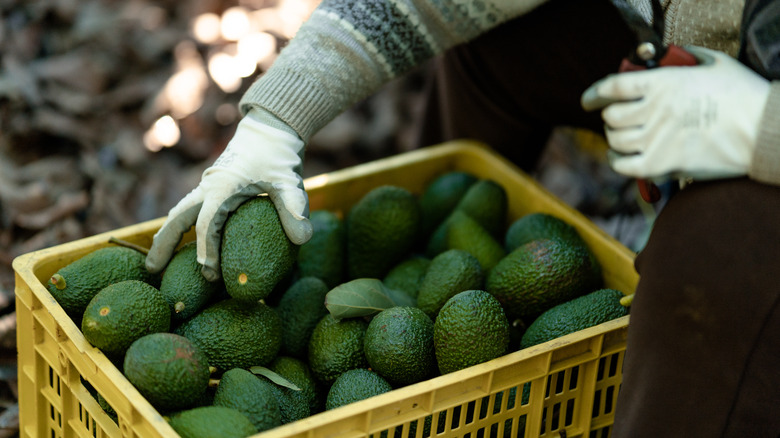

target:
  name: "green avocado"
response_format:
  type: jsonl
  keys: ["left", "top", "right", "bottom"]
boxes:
{"left": 434, "top": 290, "right": 510, "bottom": 375}
{"left": 168, "top": 405, "right": 258, "bottom": 438}
{"left": 520, "top": 288, "right": 629, "bottom": 349}
{"left": 296, "top": 209, "right": 346, "bottom": 288}
{"left": 220, "top": 196, "right": 298, "bottom": 302}
{"left": 213, "top": 368, "right": 282, "bottom": 432}
{"left": 346, "top": 185, "right": 422, "bottom": 280}
{"left": 307, "top": 314, "right": 368, "bottom": 386}
{"left": 48, "top": 245, "right": 159, "bottom": 319}
{"left": 364, "top": 306, "right": 436, "bottom": 386}
{"left": 416, "top": 249, "right": 484, "bottom": 319}
{"left": 123, "top": 332, "right": 210, "bottom": 412}
{"left": 175, "top": 298, "right": 281, "bottom": 372}
{"left": 486, "top": 238, "right": 601, "bottom": 320}
{"left": 81, "top": 280, "right": 170, "bottom": 359}
{"left": 159, "top": 241, "right": 222, "bottom": 323}
{"left": 275, "top": 276, "right": 330, "bottom": 359}
{"left": 325, "top": 368, "right": 393, "bottom": 410}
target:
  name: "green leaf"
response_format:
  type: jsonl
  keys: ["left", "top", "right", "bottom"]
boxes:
{"left": 325, "top": 278, "right": 401, "bottom": 320}
{"left": 249, "top": 366, "right": 301, "bottom": 391}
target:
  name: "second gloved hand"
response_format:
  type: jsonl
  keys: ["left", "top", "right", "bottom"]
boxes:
{"left": 581, "top": 46, "right": 771, "bottom": 182}
{"left": 146, "top": 112, "right": 313, "bottom": 281}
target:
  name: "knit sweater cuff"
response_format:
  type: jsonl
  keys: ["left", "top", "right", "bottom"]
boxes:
{"left": 239, "top": 67, "right": 340, "bottom": 143}
{"left": 749, "top": 81, "right": 780, "bottom": 185}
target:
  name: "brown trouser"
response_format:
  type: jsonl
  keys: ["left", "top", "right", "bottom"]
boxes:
{"left": 412, "top": 0, "right": 780, "bottom": 436}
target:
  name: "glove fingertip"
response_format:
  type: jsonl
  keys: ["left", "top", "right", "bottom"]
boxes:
{"left": 145, "top": 257, "right": 165, "bottom": 275}
{"left": 201, "top": 264, "right": 221, "bottom": 282}
{"left": 581, "top": 84, "right": 607, "bottom": 111}
{"left": 293, "top": 220, "right": 313, "bottom": 245}
{"left": 285, "top": 216, "right": 313, "bottom": 245}
{"left": 609, "top": 156, "right": 646, "bottom": 179}
{"left": 145, "top": 239, "right": 175, "bottom": 274}
{"left": 195, "top": 238, "right": 223, "bottom": 282}
{"left": 271, "top": 197, "right": 312, "bottom": 245}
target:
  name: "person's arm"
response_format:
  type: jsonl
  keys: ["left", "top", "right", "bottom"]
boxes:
{"left": 146, "top": 0, "right": 549, "bottom": 281}
{"left": 240, "top": 0, "right": 549, "bottom": 142}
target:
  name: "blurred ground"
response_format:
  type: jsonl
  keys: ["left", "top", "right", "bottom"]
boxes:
{"left": 0, "top": 0, "right": 652, "bottom": 435}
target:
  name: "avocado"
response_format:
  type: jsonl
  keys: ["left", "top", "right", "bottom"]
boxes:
{"left": 520, "top": 288, "right": 629, "bottom": 349}
{"left": 275, "top": 276, "right": 330, "bottom": 359}
{"left": 434, "top": 290, "right": 510, "bottom": 374}
{"left": 213, "top": 368, "right": 282, "bottom": 432}
{"left": 268, "top": 355, "right": 323, "bottom": 416}
{"left": 325, "top": 368, "right": 393, "bottom": 410}
{"left": 419, "top": 171, "right": 478, "bottom": 238}
{"left": 425, "top": 214, "right": 455, "bottom": 258}
{"left": 486, "top": 238, "right": 600, "bottom": 321}
{"left": 504, "top": 212, "right": 603, "bottom": 284}
{"left": 175, "top": 298, "right": 281, "bottom": 371}
{"left": 81, "top": 280, "right": 171, "bottom": 358}
{"left": 454, "top": 179, "right": 508, "bottom": 239}
{"left": 426, "top": 179, "right": 508, "bottom": 257}
{"left": 416, "top": 249, "right": 484, "bottom": 319}
{"left": 382, "top": 255, "right": 431, "bottom": 300}
{"left": 220, "top": 196, "right": 298, "bottom": 302}
{"left": 48, "top": 245, "right": 159, "bottom": 319}
{"left": 168, "top": 405, "right": 258, "bottom": 438}
{"left": 307, "top": 314, "right": 369, "bottom": 386}
{"left": 159, "top": 241, "right": 222, "bottom": 323}
{"left": 260, "top": 375, "right": 310, "bottom": 425}
{"left": 446, "top": 210, "right": 507, "bottom": 272}
{"left": 364, "top": 306, "right": 436, "bottom": 387}
{"left": 504, "top": 213, "right": 581, "bottom": 252}
{"left": 296, "top": 209, "right": 346, "bottom": 288}
{"left": 123, "top": 332, "right": 210, "bottom": 412}
{"left": 346, "top": 185, "right": 422, "bottom": 279}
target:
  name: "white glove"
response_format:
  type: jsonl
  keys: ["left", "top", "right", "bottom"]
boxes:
{"left": 146, "top": 113, "right": 313, "bottom": 281}
{"left": 581, "top": 46, "right": 771, "bottom": 182}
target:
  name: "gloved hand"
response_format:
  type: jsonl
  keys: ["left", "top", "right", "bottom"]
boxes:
{"left": 146, "top": 111, "right": 313, "bottom": 281}
{"left": 581, "top": 46, "right": 770, "bottom": 182}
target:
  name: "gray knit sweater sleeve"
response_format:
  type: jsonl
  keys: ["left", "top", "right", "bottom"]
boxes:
{"left": 239, "top": 0, "right": 548, "bottom": 142}
{"left": 749, "top": 82, "right": 780, "bottom": 184}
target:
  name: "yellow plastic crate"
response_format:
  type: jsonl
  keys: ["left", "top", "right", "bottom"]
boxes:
{"left": 13, "top": 140, "right": 638, "bottom": 438}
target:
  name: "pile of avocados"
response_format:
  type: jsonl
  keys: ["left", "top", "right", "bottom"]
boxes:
{"left": 46, "top": 170, "right": 629, "bottom": 438}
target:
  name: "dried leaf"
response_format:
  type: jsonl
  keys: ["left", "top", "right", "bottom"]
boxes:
{"left": 249, "top": 366, "right": 301, "bottom": 391}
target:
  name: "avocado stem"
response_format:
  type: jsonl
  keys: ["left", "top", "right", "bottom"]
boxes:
{"left": 50, "top": 273, "right": 67, "bottom": 290}
{"left": 208, "top": 378, "right": 220, "bottom": 388}
{"left": 620, "top": 293, "right": 634, "bottom": 307}
{"left": 108, "top": 237, "right": 149, "bottom": 255}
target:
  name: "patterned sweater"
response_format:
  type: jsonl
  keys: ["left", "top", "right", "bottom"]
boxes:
{"left": 238, "top": 0, "right": 780, "bottom": 185}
